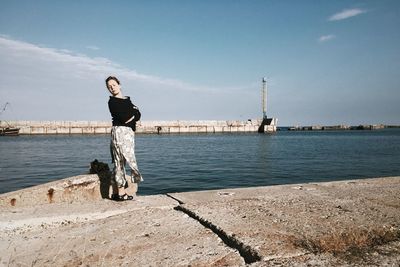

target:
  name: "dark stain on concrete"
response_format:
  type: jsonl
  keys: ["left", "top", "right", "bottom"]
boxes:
{"left": 47, "top": 188, "right": 54, "bottom": 203}
{"left": 65, "top": 181, "right": 93, "bottom": 190}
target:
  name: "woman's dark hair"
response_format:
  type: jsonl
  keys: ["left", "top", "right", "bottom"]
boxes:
{"left": 105, "top": 76, "right": 120, "bottom": 85}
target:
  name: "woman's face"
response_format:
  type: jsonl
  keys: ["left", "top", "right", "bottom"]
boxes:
{"left": 107, "top": 79, "right": 121, "bottom": 96}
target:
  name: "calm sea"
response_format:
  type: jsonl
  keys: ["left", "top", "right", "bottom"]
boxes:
{"left": 1, "top": 129, "right": 399, "bottom": 195}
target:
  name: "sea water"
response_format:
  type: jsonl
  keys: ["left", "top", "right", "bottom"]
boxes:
{"left": 0, "top": 129, "right": 399, "bottom": 195}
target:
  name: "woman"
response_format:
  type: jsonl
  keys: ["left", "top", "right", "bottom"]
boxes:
{"left": 106, "top": 76, "right": 143, "bottom": 201}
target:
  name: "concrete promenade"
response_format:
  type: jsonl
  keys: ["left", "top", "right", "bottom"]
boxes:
{"left": 1, "top": 119, "right": 277, "bottom": 135}
{"left": 1, "top": 176, "right": 399, "bottom": 266}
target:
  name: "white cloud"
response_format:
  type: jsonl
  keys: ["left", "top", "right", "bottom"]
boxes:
{"left": 86, "top": 45, "right": 100, "bottom": 50}
{"left": 328, "top": 8, "right": 367, "bottom": 21}
{"left": 318, "top": 34, "right": 336, "bottom": 43}
{"left": 0, "top": 36, "right": 210, "bottom": 92}
{"left": 0, "top": 36, "right": 259, "bottom": 121}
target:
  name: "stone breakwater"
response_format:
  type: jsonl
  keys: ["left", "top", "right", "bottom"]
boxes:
{"left": 0, "top": 176, "right": 399, "bottom": 266}
{"left": 1, "top": 119, "right": 277, "bottom": 135}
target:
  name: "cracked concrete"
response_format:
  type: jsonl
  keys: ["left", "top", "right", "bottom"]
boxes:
{"left": 0, "top": 195, "right": 244, "bottom": 266}
{"left": 1, "top": 176, "right": 399, "bottom": 266}
{"left": 169, "top": 176, "right": 400, "bottom": 266}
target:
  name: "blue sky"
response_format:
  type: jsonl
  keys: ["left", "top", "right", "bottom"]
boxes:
{"left": 0, "top": 0, "right": 399, "bottom": 126}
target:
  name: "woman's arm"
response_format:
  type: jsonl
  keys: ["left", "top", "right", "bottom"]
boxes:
{"left": 124, "top": 106, "right": 141, "bottom": 124}
{"left": 125, "top": 116, "right": 134, "bottom": 124}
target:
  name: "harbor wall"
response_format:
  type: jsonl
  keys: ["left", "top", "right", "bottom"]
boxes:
{"left": 1, "top": 119, "right": 277, "bottom": 135}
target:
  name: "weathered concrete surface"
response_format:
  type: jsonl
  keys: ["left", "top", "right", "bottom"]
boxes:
{"left": 0, "top": 175, "right": 103, "bottom": 208}
{"left": 0, "top": 196, "right": 243, "bottom": 266}
{"left": 170, "top": 176, "right": 400, "bottom": 266}
{"left": 0, "top": 174, "right": 138, "bottom": 208}
{"left": 1, "top": 176, "right": 399, "bottom": 266}
{"left": 0, "top": 173, "right": 139, "bottom": 208}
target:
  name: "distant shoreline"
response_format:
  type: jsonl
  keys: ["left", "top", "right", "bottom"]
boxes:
{"left": 278, "top": 124, "right": 400, "bottom": 131}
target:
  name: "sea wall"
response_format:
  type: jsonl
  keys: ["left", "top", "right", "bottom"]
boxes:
{"left": 1, "top": 119, "right": 277, "bottom": 135}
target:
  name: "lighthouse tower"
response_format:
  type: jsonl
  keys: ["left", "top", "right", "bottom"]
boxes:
{"left": 258, "top": 77, "right": 277, "bottom": 133}
{"left": 262, "top": 77, "right": 267, "bottom": 119}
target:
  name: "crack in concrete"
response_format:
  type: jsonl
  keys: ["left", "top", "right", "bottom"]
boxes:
{"left": 165, "top": 193, "right": 185, "bottom": 204}
{"left": 165, "top": 194, "right": 261, "bottom": 263}
{"left": 171, "top": 202, "right": 262, "bottom": 264}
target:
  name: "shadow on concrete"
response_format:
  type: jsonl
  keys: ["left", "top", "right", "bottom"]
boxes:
{"left": 258, "top": 118, "right": 273, "bottom": 133}
{"left": 90, "top": 159, "right": 112, "bottom": 199}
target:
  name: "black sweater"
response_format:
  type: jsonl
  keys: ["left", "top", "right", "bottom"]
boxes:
{"left": 108, "top": 96, "right": 141, "bottom": 131}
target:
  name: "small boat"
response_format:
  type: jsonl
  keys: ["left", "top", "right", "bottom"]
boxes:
{"left": 0, "top": 127, "right": 20, "bottom": 136}
{"left": 0, "top": 102, "right": 20, "bottom": 136}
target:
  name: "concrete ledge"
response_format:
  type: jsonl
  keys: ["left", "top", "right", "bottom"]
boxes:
{"left": 1, "top": 176, "right": 398, "bottom": 266}
{"left": 0, "top": 174, "right": 138, "bottom": 208}
{"left": 0, "top": 175, "right": 103, "bottom": 208}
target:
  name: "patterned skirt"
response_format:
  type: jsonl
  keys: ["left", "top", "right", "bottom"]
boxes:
{"left": 110, "top": 126, "right": 143, "bottom": 188}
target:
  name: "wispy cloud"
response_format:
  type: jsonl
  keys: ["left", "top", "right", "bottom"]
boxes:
{"left": 328, "top": 8, "right": 367, "bottom": 21}
{"left": 0, "top": 36, "right": 259, "bottom": 120}
{"left": 86, "top": 45, "right": 100, "bottom": 50}
{"left": 318, "top": 34, "right": 336, "bottom": 43}
{"left": 0, "top": 36, "right": 209, "bottom": 92}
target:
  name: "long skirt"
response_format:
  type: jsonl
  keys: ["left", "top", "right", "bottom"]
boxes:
{"left": 110, "top": 126, "right": 143, "bottom": 188}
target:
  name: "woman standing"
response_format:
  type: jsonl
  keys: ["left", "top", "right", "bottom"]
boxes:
{"left": 106, "top": 76, "right": 143, "bottom": 201}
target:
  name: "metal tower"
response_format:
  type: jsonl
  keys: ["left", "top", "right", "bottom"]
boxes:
{"left": 262, "top": 78, "right": 267, "bottom": 119}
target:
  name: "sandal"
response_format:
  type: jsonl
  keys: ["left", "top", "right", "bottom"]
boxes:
{"left": 120, "top": 193, "right": 134, "bottom": 201}
{"left": 111, "top": 193, "right": 133, "bottom": 201}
